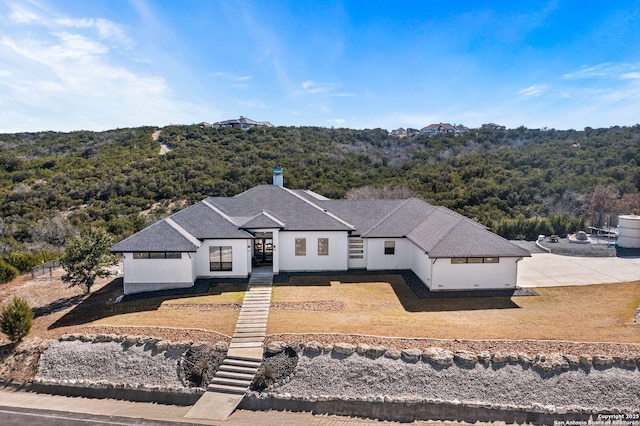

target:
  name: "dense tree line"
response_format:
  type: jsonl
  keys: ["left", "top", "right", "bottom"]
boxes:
{"left": 0, "top": 124, "right": 638, "bottom": 256}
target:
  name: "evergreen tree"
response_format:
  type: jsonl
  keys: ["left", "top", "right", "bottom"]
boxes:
{"left": 0, "top": 296, "right": 33, "bottom": 342}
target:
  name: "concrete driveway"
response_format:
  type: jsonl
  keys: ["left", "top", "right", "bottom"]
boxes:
{"left": 518, "top": 253, "right": 640, "bottom": 287}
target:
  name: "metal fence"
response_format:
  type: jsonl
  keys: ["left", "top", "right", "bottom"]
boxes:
{"left": 31, "top": 259, "right": 61, "bottom": 279}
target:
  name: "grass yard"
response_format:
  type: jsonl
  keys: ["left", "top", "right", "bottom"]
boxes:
{"left": 2, "top": 272, "right": 639, "bottom": 344}
{"left": 87, "top": 284, "right": 247, "bottom": 336}
{"left": 267, "top": 274, "right": 640, "bottom": 343}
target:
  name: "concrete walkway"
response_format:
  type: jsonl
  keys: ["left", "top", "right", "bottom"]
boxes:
{"left": 518, "top": 253, "right": 640, "bottom": 287}
{"left": 185, "top": 272, "right": 273, "bottom": 421}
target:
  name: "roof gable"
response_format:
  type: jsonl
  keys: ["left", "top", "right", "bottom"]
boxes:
{"left": 111, "top": 220, "right": 200, "bottom": 252}
{"left": 171, "top": 201, "right": 251, "bottom": 239}
{"left": 240, "top": 211, "right": 286, "bottom": 229}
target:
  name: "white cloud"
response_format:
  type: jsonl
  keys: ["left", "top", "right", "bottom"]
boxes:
{"left": 214, "top": 71, "right": 252, "bottom": 82}
{"left": 562, "top": 63, "right": 613, "bottom": 79}
{"left": 620, "top": 72, "right": 640, "bottom": 80}
{"left": 297, "top": 80, "right": 355, "bottom": 98}
{"left": 519, "top": 84, "right": 548, "bottom": 96}
{"left": 326, "top": 118, "right": 345, "bottom": 125}
{"left": 0, "top": 4, "right": 218, "bottom": 131}
{"left": 8, "top": 3, "right": 40, "bottom": 23}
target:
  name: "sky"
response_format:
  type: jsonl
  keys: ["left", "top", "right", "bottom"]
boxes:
{"left": 2, "top": 1, "right": 640, "bottom": 132}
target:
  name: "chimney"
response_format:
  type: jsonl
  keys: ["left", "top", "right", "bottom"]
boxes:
{"left": 273, "top": 167, "right": 283, "bottom": 187}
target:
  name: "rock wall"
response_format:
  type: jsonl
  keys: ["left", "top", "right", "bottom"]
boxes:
{"left": 256, "top": 341, "right": 640, "bottom": 423}
{"left": 34, "top": 333, "right": 227, "bottom": 404}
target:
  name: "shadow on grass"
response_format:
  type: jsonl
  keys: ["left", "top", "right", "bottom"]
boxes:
{"left": 48, "top": 278, "right": 247, "bottom": 330}
{"left": 275, "top": 270, "right": 521, "bottom": 313}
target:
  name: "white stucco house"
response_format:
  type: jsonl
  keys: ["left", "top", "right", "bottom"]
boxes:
{"left": 112, "top": 171, "right": 530, "bottom": 295}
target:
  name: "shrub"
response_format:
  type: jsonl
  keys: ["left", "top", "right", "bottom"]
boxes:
{"left": 0, "top": 260, "right": 19, "bottom": 284}
{"left": 0, "top": 296, "right": 33, "bottom": 342}
{"left": 250, "top": 348, "right": 298, "bottom": 391}
{"left": 3, "top": 251, "right": 57, "bottom": 273}
{"left": 182, "top": 345, "right": 226, "bottom": 387}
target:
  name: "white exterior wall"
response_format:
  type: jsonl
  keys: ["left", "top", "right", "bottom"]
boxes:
{"left": 430, "top": 257, "right": 520, "bottom": 291}
{"left": 410, "top": 244, "right": 433, "bottom": 289}
{"left": 193, "top": 239, "right": 252, "bottom": 279}
{"left": 279, "top": 231, "right": 348, "bottom": 271}
{"left": 121, "top": 252, "right": 194, "bottom": 295}
{"left": 366, "top": 238, "right": 413, "bottom": 270}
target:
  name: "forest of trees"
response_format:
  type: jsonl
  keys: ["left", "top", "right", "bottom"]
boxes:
{"left": 0, "top": 124, "right": 638, "bottom": 262}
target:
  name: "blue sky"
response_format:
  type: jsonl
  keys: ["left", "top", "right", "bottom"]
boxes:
{"left": 2, "top": 1, "right": 640, "bottom": 132}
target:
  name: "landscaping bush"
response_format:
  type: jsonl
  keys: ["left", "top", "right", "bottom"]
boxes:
{"left": 251, "top": 347, "right": 298, "bottom": 391}
{"left": 0, "top": 260, "right": 19, "bottom": 284}
{"left": 181, "top": 344, "right": 226, "bottom": 387}
{"left": 0, "top": 296, "right": 33, "bottom": 342}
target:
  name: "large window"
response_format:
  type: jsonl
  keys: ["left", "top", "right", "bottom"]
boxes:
{"left": 210, "top": 246, "right": 233, "bottom": 271}
{"left": 295, "top": 238, "right": 306, "bottom": 256}
{"left": 451, "top": 257, "right": 500, "bottom": 264}
{"left": 317, "top": 238, "right": 329, "bottom": 256}
{"left": 133, "top": 252, "right": 181, "bottom": 259}
{"left": 384, "top": 241, "right": 395, "bottom": 255}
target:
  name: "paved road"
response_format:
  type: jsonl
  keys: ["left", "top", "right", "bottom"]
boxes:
{"left": 0, "top": 388, "right": 464, "bottom": 426}
{"left": 0, "top": 405, "right": 196, "bottom": 426}
{"left": 518, "top": 253, "right": 640, "bottom": 287}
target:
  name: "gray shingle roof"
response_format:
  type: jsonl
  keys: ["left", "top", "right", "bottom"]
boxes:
{"left": 111, "top": 220, "right": 200, "bottom": 252}
{"left": 240, "top": 211, "right": 286, "bottom": 229}
{"left": 363, "top": 199, "right": 438, "bottom": 237}
{"left": 315, "top": 199, "right": 407, "bottom": 235}
{"left": 207, "top": 185, "right": 353, "bottom": 231}
{"left": 171, "top": 201, "right": 252, "bottom": 239}
{"left": 406, "top": 208, "right": 530, "bottom": 258}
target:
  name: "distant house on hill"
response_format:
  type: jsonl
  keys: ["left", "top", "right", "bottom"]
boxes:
{"left": 421, "top": 123, "right": 468, "bottom": 135}
{"left": 481, "top": 123, "right": 507, "bottom": 130}
{"left": 391, "top": 128, "right": 406, "bottom": 136}
{"left": 212, "top": 116, "right": 273, "bottom": 129}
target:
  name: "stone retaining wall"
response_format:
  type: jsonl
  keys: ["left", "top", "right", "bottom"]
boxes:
{"left": 258, "top": 341, "right": 640, "bottom": 424}
{"left": 31, "top": 335, "right": 640, "bottom": 423}
{"left": 33, "top": 333, "right": 225, "bottom": 405}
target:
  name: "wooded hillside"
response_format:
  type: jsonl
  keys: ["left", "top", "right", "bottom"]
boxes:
{"left": 0, "top": 124, "right": 638, "bottom": 253}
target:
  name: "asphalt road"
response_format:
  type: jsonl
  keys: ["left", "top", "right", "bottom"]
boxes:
{"left": 0, "top": 406, "right": 200, "bottom": 426}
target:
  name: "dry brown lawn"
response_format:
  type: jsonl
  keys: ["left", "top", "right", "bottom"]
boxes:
{"left": 268, "top": 274, "right": 640, "bottom": 343}
{"left": 1, "top": 271, "right": 639, "bottom": 344}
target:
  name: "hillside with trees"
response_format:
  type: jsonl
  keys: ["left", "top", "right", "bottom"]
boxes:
{"left": 0, "top": 124, "right": 639, "bottom": 259}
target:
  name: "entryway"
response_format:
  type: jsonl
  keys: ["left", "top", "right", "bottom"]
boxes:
{"left": 253, "top": 238, "right": 273, "bottom": 265}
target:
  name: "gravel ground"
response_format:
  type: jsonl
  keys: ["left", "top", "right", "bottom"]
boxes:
{"left": 37, "top": 340, "right": 188, "bottom": 388}
{"left": 277, "top": 352, "right": 640, "bottom": 411}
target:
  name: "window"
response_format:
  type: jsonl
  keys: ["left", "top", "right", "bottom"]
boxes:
{"left": 210, "top": 246, "right": 232, "bottom": 271}
{"left": 318, "top": 238, "right": 329, "bottom": 256}
{"left": 451, "top": 257, "right": 500, "bottom": 264}
{"left": 384, "top": 241, "right": 395, "bottom": 255}
{"left": 295, "top": 238, "right": 306, "bottom": 256}
{"left": 133, "top": 252, "right": 181, "bottom": 259}
{"left": 349, "top": 239, "right": 364, "bottom": 259}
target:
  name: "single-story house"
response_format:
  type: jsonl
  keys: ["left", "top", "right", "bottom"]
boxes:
{"left": 112, "top": 171, "right": 530, "bottom": 295}
{"left": 211, "top": 116, "right": 273, "bottom": 129}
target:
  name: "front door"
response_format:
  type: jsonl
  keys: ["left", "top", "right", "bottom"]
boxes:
{"left": 254, "top": 238, "right": 273, "bottom": 265}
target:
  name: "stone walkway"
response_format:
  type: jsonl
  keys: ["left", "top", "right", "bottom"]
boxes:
{"left": 185, "top": 271, "right": 273, "bottom": 421}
